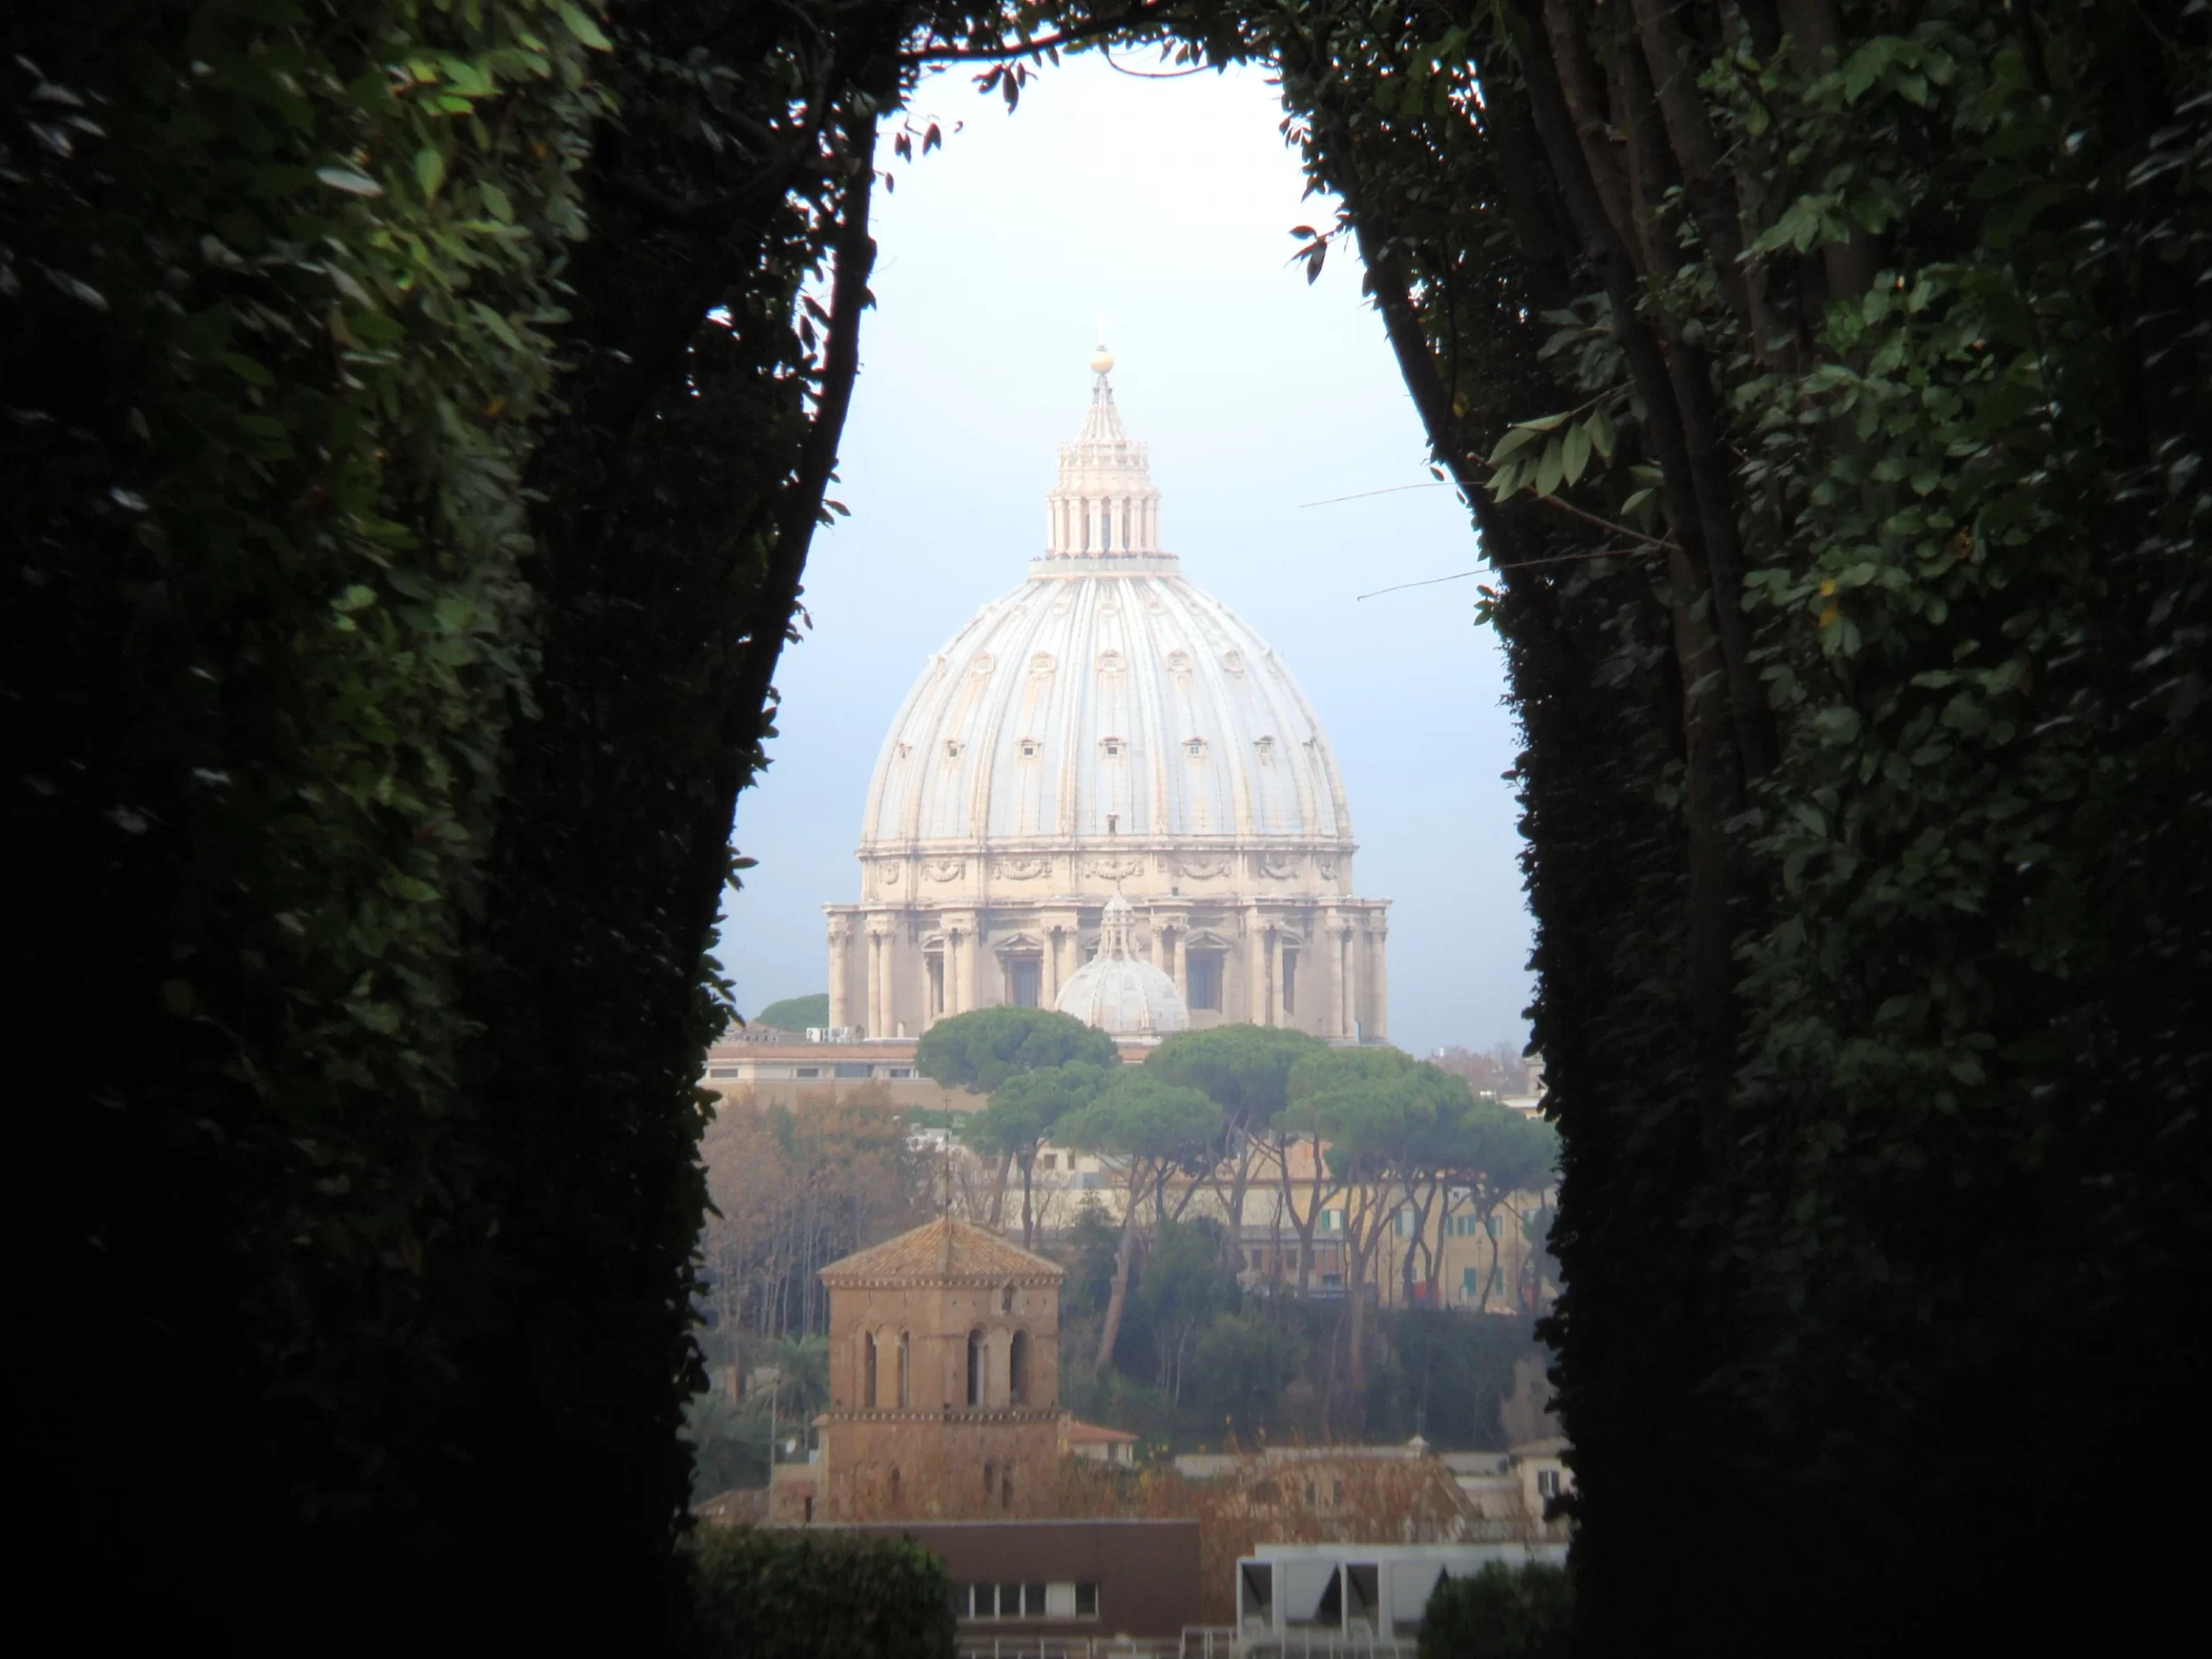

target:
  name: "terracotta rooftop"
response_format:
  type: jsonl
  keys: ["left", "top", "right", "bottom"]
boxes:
{"left": 818, "top": 1217, "right": 1065, "bottom": 1286}
{"left": 1065, "top": 1420, "right": 1139, "bottom": 1444}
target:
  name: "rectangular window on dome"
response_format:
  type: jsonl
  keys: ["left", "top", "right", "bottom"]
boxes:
{"left": 1188, "top": 951, "right": 1224, "bottom": 1012}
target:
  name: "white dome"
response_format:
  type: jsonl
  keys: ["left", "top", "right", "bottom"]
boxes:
{"left": 859, "top": 375, "right": 1351, "bottom": 850}
{"left": 825, "top": 358, "right": 1392, "bottom": 1052}
{"left": 1055, "top": 894, "right": 1188, "bottom": 1037}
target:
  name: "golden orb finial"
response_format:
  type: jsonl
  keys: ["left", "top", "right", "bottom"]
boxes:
{"left": 1090, "top": 344, "right": 1115, "bottom": 375}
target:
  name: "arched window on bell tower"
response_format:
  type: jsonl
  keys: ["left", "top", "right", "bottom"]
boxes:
{"left": 862, "top": 1331, "right": 878, "bottom": 1408}
{"left": 967, "top": 1328, "right": 983, "bottom": 1407}
{"left": 1009, "top": 1330, "right": 1030, "bottom": 1405}
{"left": 896, "top": 1330, "right": 911, "bottom": 1408}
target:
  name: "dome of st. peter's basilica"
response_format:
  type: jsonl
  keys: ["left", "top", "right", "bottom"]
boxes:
{"left": 824, "top": 356, "right": 1389, "bottom": 1043}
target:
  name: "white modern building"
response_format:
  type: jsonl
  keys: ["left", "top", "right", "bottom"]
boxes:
{"left": 1233, "top": 1541, "right": 1568, "bottom": 1652}
{"left": 825, "top": 350, "right": 1390, "bottom": 1042}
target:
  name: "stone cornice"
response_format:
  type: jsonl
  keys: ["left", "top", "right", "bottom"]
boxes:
{"left": 1027, "top": 555, "right": 1179, "bottom": 577}
{"left": 855, "top": 836, "right": 1359, "bottom": 856}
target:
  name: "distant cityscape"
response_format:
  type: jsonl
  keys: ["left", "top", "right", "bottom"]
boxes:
{"left": 690, "top": 364, "right": 1562, "bottom": 1652}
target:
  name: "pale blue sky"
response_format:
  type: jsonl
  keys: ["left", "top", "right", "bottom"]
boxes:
{"left": 715, "top": 51, "right": 1532, "bottom": 1058}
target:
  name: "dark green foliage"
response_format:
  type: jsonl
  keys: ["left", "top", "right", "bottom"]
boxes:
{"left": 684, "top": 1335, "right": 831, "bottom": 1499}
{"left": 1281, "top": 1046, "right": 1494, "bottom": 1398}
{"left": 968, "top": 1059, "right": 1115, "bottom": 1243}
{"left": 1128, "top": 1217, "right": 1237, "bottom": 1401}
{"left": 1189, "top": 1306, "right": 1308, "bottom": 1433}
{"left": 752, "top": 993, "right": 830, "bottom": 1032}
{"left": 690, "top": 1527, "right": 957, "bottom": 1659}
{"left": 1146, "top": 1022, "right": 1325, "bottom": 1126}
{"left": 1418, "top": 1562, "right": 1573, "bottom": 1659}
{"left": 1217, "top": 0, "right": 2212, "bottom": 1647}
{"left": 1058, "top": 1199, "right": 1124, "bottom": 1326}
{"left": 1363, "top": 1312, "right": 1541, "bottom": 1452}
{"left": 26, "top": 3, "right": 2202, "bottom": 1650}
{"left": 442, "top": 0, "right": 912, "bottom": 1636}
{"left": 915, "top": 1004, "right": 1119, "bottom": 1092}
{"left": 970, "top": 1063, "right": 1114, "bottom": 1151}
{"left": 6, "top": 0, "right": 602, "bottom": 1636}
{"left": 684, "top": 1389, "right": 769, "bottom": 1497}
{"left": 9, "top": 0, "right": 946, "bottom": 1640}
{"left": 1059, "top": 1071, "right": 1226, "bottom": 1367}
{"left": 1058, "top": 1072, "right": 1227, "bottom": 1209}
{"left": 1069, "top": 1299, "right": 1540, "bottom": 1452}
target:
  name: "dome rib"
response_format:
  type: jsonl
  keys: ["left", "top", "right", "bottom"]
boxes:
{"left": 856, "top": 363, "right": 1354, "bottom": 860}
{"left": 859, "top": 569, "right": 1354, "bottom": 852}
{"left": 971, "top": 596, "right": 1034, "bottom": 838}
{"left": 836, "top": 359, "right": 1389, "bottom": 1050}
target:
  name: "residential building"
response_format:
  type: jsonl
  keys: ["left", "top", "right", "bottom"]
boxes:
{"left": 1064, "top": 1421, "right": 1139, "bottom": 1466}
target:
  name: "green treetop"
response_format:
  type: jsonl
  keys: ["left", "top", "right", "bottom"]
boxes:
{"left": 750, "top": 993, "right": 830, "bottom": 1033}
{"left": 963, "top": 1060, "right": 1113, "bottom": 1248}
{"left": 1444, "top": 1103, "right": 1560, "bottom": 1313}
{"left": 1283, "top": 1046, "right": 1476, "bottom": 1396}
{"left": 914, "top": 1006, "right": 1117, "bottom": 1095}
{"left": 1146, "top": 1024, "right": 1328, "bottom": 1272}
{"left": 1144, "top": 1024, "right": 1325, "bottom": 1129}
{"left": 1284, "top": 1046, "right": 1474, "bottom": 1175}
{"left": 1056, "top": 1071, "right": 1225, "bottom": 1370}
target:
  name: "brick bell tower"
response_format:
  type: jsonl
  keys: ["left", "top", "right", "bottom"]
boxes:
{"left": 810, "top": 1217, "right": 1069, "bottom": 1519}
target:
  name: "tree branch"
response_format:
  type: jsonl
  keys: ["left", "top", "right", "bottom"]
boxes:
{"left": 899, "top": 5, "right": 1191, "bottom": 65}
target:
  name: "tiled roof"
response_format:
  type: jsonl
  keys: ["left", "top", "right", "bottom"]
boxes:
{"left": 1065, "top": 1420, "right": 1138, "bottom": 1444}
{"left": 818, "top": 1218, "right": 1065, "bottom": 1285}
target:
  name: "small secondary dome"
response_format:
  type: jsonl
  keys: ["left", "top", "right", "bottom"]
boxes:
{"left": 1056, "top": 893, "right": 1187, "bottom": 1039}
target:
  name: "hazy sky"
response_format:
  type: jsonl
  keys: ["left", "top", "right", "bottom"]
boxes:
{"left": 715, "top": 50, "right": 1533, "bottom": 1058}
